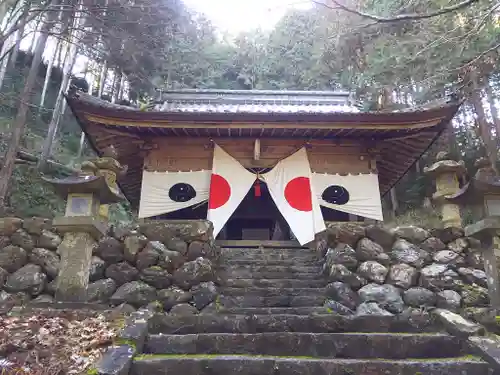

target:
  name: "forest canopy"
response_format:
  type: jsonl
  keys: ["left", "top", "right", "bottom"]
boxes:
{"left": 0, "top": 0, "right": 498, "bottom": 220}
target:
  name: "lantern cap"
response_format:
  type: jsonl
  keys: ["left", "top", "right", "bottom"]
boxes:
{"left": 445, "top": 175, "right": 500, "bottom": 204}
{"left": 424, "top": 159, "right": 466, "bottom": 177}
{"left": 42, "top": 174, "right": 125, "bottom": 204}
{"left": 465, "top": 216, "right": 500, "bottom": 239}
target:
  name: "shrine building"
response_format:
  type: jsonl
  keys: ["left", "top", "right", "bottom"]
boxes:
{"left": 66, "top": 89, "right": 461, "bottom": 245}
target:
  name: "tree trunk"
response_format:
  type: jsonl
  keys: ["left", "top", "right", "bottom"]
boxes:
{"left": 115, "top": 71, "right": 125, "bottom": 101}
{"left": 6, "top": 1, "right": 28, "bottom": 70}
{"left": 8, "top": 24, "right": 23, "bottom": 69}
{"left": 28, "top": 19, "right": 42, "bottom": 54}
{"left": 415, "top": 160, "right": 421, "bottom": 174}
{"left": 0, "top": 31, "right": 15, "bottom": 89}
{"left": 118, "top": 74, "right": 126, "bottom": 101}
{"left": 0, "top": 0, "right": 25, "bottom": 88}
{"left": 55, "top": 39, "right": 66, "bottom": 68}
{"left": 109, "top": 70, "right": 117, "bottom": 102}
{"left": 380, "top": 86, "right": 399, "bottom": 218}
{"left": 73, "top": 60, "right": 91, "bottom": 163}
{"left": 39, "top": 37, "right": 60, "bottom": 109}
{"left": 433, "top": 122, "right": 452, "bottom": 155}
{"left": 471, "top": 76, "right": 498, "bottom": 173}
{"left": 0, "top": 3, "right": 60, "bottom": 212}
{"left": 0, "top": 0, "right": 17, "bottom": 29}
{"left": 97, "top": 60, "right": 108, "bottom": 97}
{"left": 38, "top": 2, "right": 83, "bottom": 171}
{"left": 390, "top": 188, "right": 398, "bottom": 216}
{"left": 485, "top": 80, "right": 500, "bottom": 141}
{"left": 75, "top": 131, "right": 86, "bottom": 162}
{"left": 86, "top": 61, "right": 94, "bottom": 94}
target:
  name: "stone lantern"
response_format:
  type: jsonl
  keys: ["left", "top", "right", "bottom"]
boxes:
{"left": 446, "top": 157, "right": 500, "bottom": 310}
{"left": 42, "top": 152, "right": 125, "bottom": 302}
{"left": 424, "top": 151, "right": 466, "bottom": 228}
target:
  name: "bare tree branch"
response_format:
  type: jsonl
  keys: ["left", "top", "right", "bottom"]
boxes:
{"left": 410, "top": 40, "right": 500, "bottom": 88}
{"left": 461, "top": 41, "right": 500, "bottom": 69}
{"left": 0, "top": 0, "right": 56, "bottom": 46}
{"left": 314, "top": 0, "right": 483, "bottom": 23}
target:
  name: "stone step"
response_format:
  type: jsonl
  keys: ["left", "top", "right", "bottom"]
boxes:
{"left": 224, "top": 278, "right": 327, "bottom": 289}
{"left": 221, "top": 270, "right": 322, "bottom": 280}
{"left": 220, "top": 248, "right": 318, "bottom": 258}
{"left": 221, "top": 250, "right": 320, "bottom": 259}
{"left": 223, "top": 258, "right": 323, "bottom": 266}
{"left": 216, "top": 307, "right": 331, "bottom": 315}
{"left": 148, "top": 314, "right": 444, "bottom": 335}
{"left": 131, "top": 356, "right": 489, "bottom": 375}
{"left": 218, "top": 295, "right": 326, "bottom": 308}
{"left": 219, "top": 265, "right": 322, "bottom": 273}
{"left": 144, "top": 332, "right": 468, "bottom": 359}
{"left": 220, "top": 287, "right": 326, "bottom": 297}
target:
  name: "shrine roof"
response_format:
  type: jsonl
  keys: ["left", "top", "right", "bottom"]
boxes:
{"left": 65, "top": 89, "right": 462, "bottom": 207}
{"left": 154, "top": 89, "right": 358, "bottom": 113}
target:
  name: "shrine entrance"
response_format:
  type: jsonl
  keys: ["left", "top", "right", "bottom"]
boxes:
{"left": 214, "top": 180, "right": 352, "bottom": 246}
{"left": 216, "top": 181, "right": 293, "bottom": 242}
{"left": 150, "top": 174, "right": 353, "bottom": 246}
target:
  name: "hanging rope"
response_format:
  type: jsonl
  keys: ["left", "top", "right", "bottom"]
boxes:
{"left": 254, "top": 171, "right": 261, "bottom": 197}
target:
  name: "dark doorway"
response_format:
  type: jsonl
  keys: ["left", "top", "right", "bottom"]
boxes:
{"left": 217, "top": 181, "right": 292, "bottom": 241}
{"left": 151, "top": 202, "right": 208, "bottom": 220}
{"left": 320, "top": 206, "right": 350, "bottom": 221}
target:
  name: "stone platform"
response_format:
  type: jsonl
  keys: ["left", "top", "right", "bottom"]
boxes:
{"left": 98, "top": 243, "right": 495, "bottom": 375}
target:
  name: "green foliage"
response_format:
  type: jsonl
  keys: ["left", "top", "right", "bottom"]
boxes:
{"left": 109, "top": 201, "right": 134, "bottom": 226}
{"left": 0, "top": 51, "right": 107, "bottom": 218}
{"left": 2, "top": 0, "right": 499, "bottom": 220}
{"left": 388, "top": 207, "right": 443, "bottom": 229}
{"left": 9, "top": 165, "right": 64, "bottom": 217}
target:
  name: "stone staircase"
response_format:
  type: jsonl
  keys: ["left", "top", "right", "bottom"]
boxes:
{"left": 130, "top": 245, "right": 493, "bottom": 375}
{"left": 216, "top": 246, "right": 328, "bottom": 315}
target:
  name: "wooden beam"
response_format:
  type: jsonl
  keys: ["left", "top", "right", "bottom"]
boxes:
{"left": 84, "top": 113, "right": 443, "bottom": 130}
{"left": 254, "top": 139, "right": 260, "bottom": 161}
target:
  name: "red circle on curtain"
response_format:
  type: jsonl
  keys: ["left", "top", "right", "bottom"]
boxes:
{"left": 284, "top": 177, "right": 313, "bottom": 212}
{"left": 208, "top": 174, "right": 231, "bottom": 209}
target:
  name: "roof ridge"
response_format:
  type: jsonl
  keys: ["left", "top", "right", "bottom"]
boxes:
{"left": 157, "top": 89, "right": 352, "bottom": 97}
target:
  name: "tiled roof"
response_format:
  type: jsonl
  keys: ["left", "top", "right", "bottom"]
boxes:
{"left": 155, "top": 102, "right": 359, "bottom": 113}
{"left": 155, "top": 89, "right": 359, "bottom": 114}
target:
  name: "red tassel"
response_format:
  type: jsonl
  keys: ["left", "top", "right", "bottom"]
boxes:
{"left": 254, "top": 180, "right": 261, "bottom": 197}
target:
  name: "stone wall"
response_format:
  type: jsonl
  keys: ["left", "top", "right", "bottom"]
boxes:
{"left": 0, "top": 218, "right": 220, "bottom": 314}
{"left": 318, "top": 223, "right": 489, "bottom": 317}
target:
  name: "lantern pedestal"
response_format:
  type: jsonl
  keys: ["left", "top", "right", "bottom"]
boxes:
{"left": 447, "top": 158, "right": 500, "bottom": 312}
{"left": 43, "top": 158, "right": 125, "bottom": 302}
{"left": 51, "top": 216, "right": 108, "bottom": 302}
{"left": 52, "top": 216, "right": 107, "bottom": 239}
{"left": 465, "top": 217, "right": 500, "bottom": 311}
{"left": 54, "top": 230, "right": 96, "bottom": 302}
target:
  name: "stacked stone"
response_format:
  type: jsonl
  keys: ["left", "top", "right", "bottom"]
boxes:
{"left": 320, "top": 223, "right": 489, "bottom": 316}
{"left": 0, "top": 218, "right": 220, "bottom": 314}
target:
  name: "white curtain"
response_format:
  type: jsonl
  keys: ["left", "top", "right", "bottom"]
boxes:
{"left": 138, "top": 149, "right": 383, "bottom": 231}
{"left": 207, "top": 144, "right": 256, "bottom": 238}
{"left": 138, "top": 170, "right": 211, "bottom": 218}
{"left": 261, "top": 148, "right": 325, "bottom": 245}
{"left": 312, "top": 172, "right": 383, "bottom": 220}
